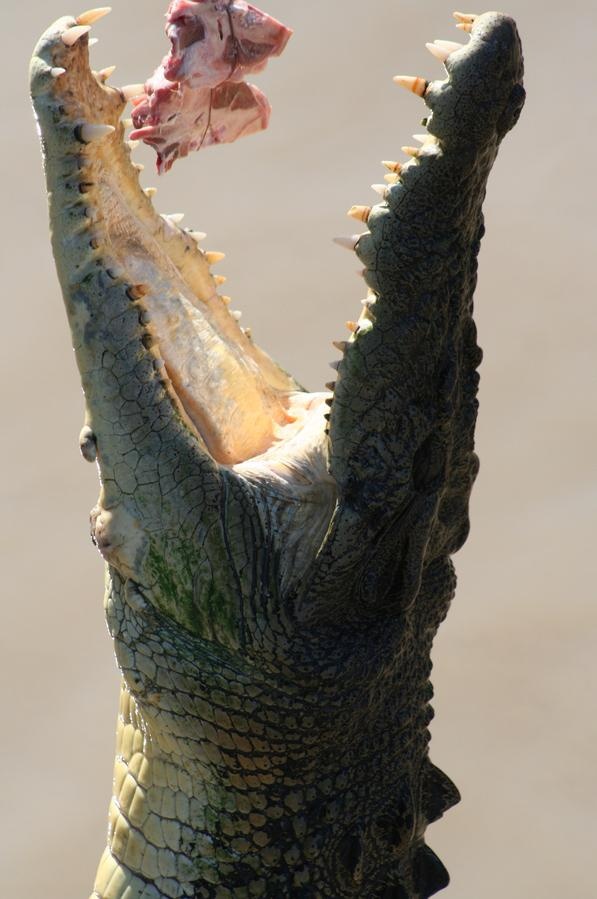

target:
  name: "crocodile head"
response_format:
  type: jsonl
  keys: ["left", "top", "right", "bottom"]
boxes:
{"left": 30, "top": 7, "right": 524, "bottom": 897}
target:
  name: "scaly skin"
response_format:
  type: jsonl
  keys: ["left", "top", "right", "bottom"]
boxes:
{"left": 30, "top": 8, "right": 524, "bottom": 898}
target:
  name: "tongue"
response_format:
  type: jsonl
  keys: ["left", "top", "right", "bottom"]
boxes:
{"left": 130, "top": 0, "right": 292, "bottom": 172}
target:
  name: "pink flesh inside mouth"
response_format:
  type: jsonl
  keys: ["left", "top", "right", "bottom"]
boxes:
{"left": 130, "top": 0, "right": 293, "bottom": 173}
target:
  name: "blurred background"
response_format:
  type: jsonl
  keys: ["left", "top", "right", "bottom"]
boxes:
{"left": 2, "top": 1, "right": 595, "bottom": 895}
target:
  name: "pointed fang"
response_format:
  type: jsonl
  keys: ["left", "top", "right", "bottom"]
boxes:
{"left": 402, "top": 145, "right": 420, "bottom": 158}
{"left": 79, "top": 122, "right": 115, "bottom": 143}
{"left": 347, "top": 205, "right": 371, "bottom": 223}
{"left": 205, "top": 251, "right": 226, "bottom": 265}
{"left": 77, "top": 7, "right": 111, "bottom": 26}
{"left": 98, "top": 65, "right": 116, "bottom": 82}
{"left": 121, "top": 83, "right": 145, "bottom": 101}
{"left": 346, "top": 321, "right": 358, "bottom": 333}
{"left": 329, "top": 361, "right": 341, "bottom": 371}
{"left": 456, "top": 22, "right": 474, "bottom": 32}
{"left": 144, "top": 187, "right": 157, "bottom": 198}
{"left": 384, "top": 173, "right": 400, "bottom": 184}
{"left": 332, "top": 340, "right": 348, "bottom": 352}
{"left": 213, "top": 275, "right": 227, "bottom": 286}
{"left": 127, "top": 139, "right": 140, "bottom": 151}
{"left": 333, "top": 236, "right": 361, "bottom": 251}
{"left": 393, "top": 75, "right": 428, "bottom": 97}
{"left": 188, "top": 231, "right": 207, "bottom": 243}
{"left": 372, "top": 184, "right": 389, "bottom": 198}
{"left": 167, "top": 213, "right": 184, "bottom": 224}
{"left": 325, "top": 382, "right": 335, "bottom": 391}
{"left": 426, "top": 41, "right": 451, "bottom": 63}
{"left": 50, "top": 67, "right": 66, "bottom": 78}
{"left": 453, "top": 11, "right": 478, "bottom": 24}
{"left": 62, "top": 25, "right": 91, "bottom": 47}
{"left": 382, "top": 160, "right": 402, "bottom": 173}
{"left": 435, "top": 39, "right": 464, "bottom": 52}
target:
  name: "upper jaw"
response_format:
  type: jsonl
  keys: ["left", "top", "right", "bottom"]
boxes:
{"left": 30, "top": 14, "right": 328, "bottom": 473}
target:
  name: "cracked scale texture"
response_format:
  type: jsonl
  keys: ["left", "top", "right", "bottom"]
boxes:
{"left": 30, "top": 7, "right": 524, "bottom": 898}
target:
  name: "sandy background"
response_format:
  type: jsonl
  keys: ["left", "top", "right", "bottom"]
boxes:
{"left": 2, "top": 1, "right": 595, "bottom": 896}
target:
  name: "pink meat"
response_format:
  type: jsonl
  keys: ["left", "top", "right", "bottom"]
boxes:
{"left": 130, "top": 0, "right": 292, "bottom": 172}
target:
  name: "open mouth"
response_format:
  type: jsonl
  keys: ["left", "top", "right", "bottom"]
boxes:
{"left": 29, "top": 6, "right": 524, "bottom": 545}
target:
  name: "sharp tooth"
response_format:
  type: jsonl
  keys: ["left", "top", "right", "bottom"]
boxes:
{"left": 361, "top": 297, "right": 374, "bottom": 306}
{"left": 188, "top": 230, "right": 207, "bottom": 243}
{"left": 393, "top": 75, "right": 428, "bottom": 96}
{"left": 333, "top": 340, "right": 348, "bottom": 352}
{"left": 127, "top": 140, "right": 140, "bottom": 151}
{"left": 243, "top": 327, "right": 252, "bottom": 339}
{"left": 346, "top": 321, "right": 358, "bottom": 333}
{"left": 62, "top": 25, "right": 91, "bottom": 47}
{"left": 133, "top": 163, "right": 144, "bottom": 172}
{"left": 144, "top": 187, "right": 157, "bottom": 198}
{"left": 384, "top": 173, "right": 400, "bottom": 184}
{"left": 371, "top": 184, "right": 389, "bottom": 198}
{"left": 213, "top": 275, "right": 227, "bottom": 286}
{"left": 325, "top": 382, "right": 335, "bottom": 391}
{"left": 426, "top": 41, "right": 450, "bottom": 62}
{"left": 205, "top": 251, "right": 226, "bottom": 265}
{"left": 435, "top": 39, "right": 464, "bottom": 52}
{"left": 122, "top": 117, "right": 133, "bottom": 128}
{"left": 221, "top": 295, "right": 231, "bottom": 305}
{"left": 329, "top": 360, "right": 341, "bottom": 371}
{"left": 167, "top": 213, "right": 184, "bottom": 224}
{"left": 382, "top": 160, "right": 402, "bottom": 173}
{"left": 333, "top": 235, "right": 361, "bottom": 251}
{"left": 413, "top": 134, "right": 428, "bottom": 144}
{"left": 347, "top": 205, "right": 371, "bottom": 223}
{"left": 456, "top": 22, "right": 474, "bottom": 33}
{"left": 77, "top": 7, "right": 112, "bottom": 26}
{"left": 325, "top": 397, "right": 333, "bottom": 407}
{"left": 402, "top": 145, "right": 420, "bottom": 158}
{"left": 88, "top": 37, "right": 99, "bottom": 47}
{"left": 231, "top": 310, "right": 242, "bottom": 321}
{"left": 121, "top": 83, "right": 145, "bottom": 101}
{"left": 50, "top": 67, "right": 66, "bottom": 78}
{"left": 453, "top": 11, "right": 478, "bottom": 24}
{"left": 98, "top": 65, "right": 116, "bottom": 81}
{"left": 79, "top": 122, "right": 115, "bottom": 142}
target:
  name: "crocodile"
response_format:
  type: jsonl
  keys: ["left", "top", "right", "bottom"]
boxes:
{"left": 29, "top": 6, "right": 524, "bottom": 897}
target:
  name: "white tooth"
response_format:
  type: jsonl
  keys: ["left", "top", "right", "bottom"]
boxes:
{"left": 435, "top": 39, "right": 464, "bottom": 52}
{"left": 79, "top": 122, "right": 115, "bottom": 142}
{"left": 127, "top": 140, "right": 140, "bottom": 151}
{"left": 50, "top": 67, "right": 66, "bottom": 78}
{"left": 371, "top": 184, "right": 389, "bottom": 197}
{"left": 122, "top": 118, "right": 133, "bottom": 128}
{"left": 121, "top": 83, "right": 145, "bottom": 101}
{"left": 231, "top": 310, "right": 242, "bottom": 321}
{"left": 333, "top": 236, "right": 361, "bottom": 251}
{"left": 188, "top": 231, "right": 207, "bottom": 243}
{"left": 98, "top": 65, "right": 116, "bottom": 81}
{"left": 133, "top": 163, "right": 144, "bottom": 172}
{"left": 88, "top": 37, "right": 99, "bottom": 47}
{"left": 167, "top": 213, "right": 185, "bottom": 224}
{"left": 393, "top": 75, "right": 428, "bottom": 96}
{"left": 426, "top": 42, "right": 450, "bottom": 63}
{"left": 413, "top": 134, "right": 428, "bottom": 144}
{"left": 62, "top": 25, "right": 91, "bottom": 47}
{"left": 144, "top": 187, "right": 157, "bottom": 198}
{"left": 77, "top": 7, "right": 112, "bottom": 27}
{"left": 329, "top": 361, "right": 341, "bottom": 371}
